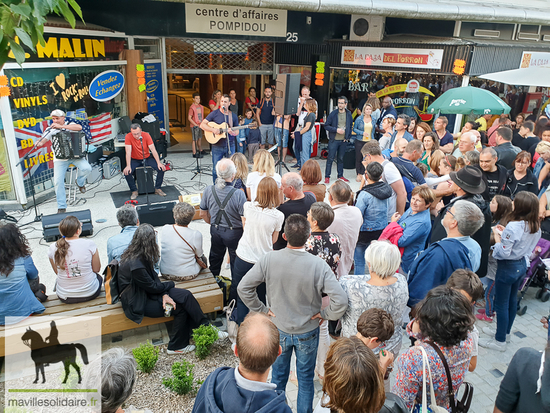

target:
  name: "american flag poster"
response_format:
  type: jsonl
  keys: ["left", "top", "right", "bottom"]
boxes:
{"left": 15, "top": 113, "right": 113, "bottom": 178}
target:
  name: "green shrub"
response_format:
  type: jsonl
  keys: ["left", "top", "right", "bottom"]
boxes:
{"left": 192, "top": 324, "right": 218, "bottom": 359}
{"left": 132, "top": 341, "right": 159, "bottom": 373}
{"left": 162, "top": 360, "right": 201, "bottom": 395}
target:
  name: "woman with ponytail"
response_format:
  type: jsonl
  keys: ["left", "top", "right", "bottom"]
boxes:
{"left": 47, "top": 215, "right": 102, "bottom": 303}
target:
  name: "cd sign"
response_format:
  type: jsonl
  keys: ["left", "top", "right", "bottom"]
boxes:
{"left": 89, "top": 70, "right": 124, "bottom": 102}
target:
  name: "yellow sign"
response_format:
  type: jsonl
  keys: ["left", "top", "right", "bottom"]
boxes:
{"left": 376, "top": 84, "right": 435, "bottom": 98}
{"left": 8, "top": 36, "right": 105, "bottom": 60}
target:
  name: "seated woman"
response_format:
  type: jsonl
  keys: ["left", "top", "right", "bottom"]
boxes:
{"left": 340, "top": 241, "right": 409, "bottom": 361}
{"left": 47, "top": 216, "right": 102, "bottom": 304}
{"left": 393, "top": 286, "right": 475, "bottom": 411}
{"left": 391, "top": 186, "right": 436, "bottom": 274}
{"left": 0, "top": 223, "right": 45, "bottom": 325}
{"left": 301, "top": 159, "right": 326, "bottom": 202}
{"left": 119, "top": 224, "right": 227, "bottom": 354}
{"left": 160, "top": 202, "right": 205, "bottom": 281}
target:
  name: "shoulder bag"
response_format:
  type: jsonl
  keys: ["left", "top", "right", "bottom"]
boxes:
{"left": 411, "top": 345, "right": 447, "bottom": 413}
{"left": 172, "top": 225, "right": 208, "bottom": 270}
{"left": 426, "top": 341, "right": 473, "bottom": 413}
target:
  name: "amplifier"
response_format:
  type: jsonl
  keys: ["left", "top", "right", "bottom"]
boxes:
{"left": 42, "top": 209, "right": 93, "bottom": 242}
{"left": 136, "top": 166, "right": 155, "bottom": 195}
{"left": 87, "top": 145, "right": 103, "bottom": 165}
{"left": 103, "top": 157, "right": 121, "bottom": 179}
{"left": 87, "top": 164, "right": 103, "bottom": 184}
{"left": 137, "top": 202, "right": 176, "bottom": 227}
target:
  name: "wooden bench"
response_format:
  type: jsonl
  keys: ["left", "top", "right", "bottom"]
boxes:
{"left": 0, "top": 270, "right": 223, "bottom": 357}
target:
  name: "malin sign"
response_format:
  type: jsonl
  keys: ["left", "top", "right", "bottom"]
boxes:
{"left": 89, "top": 70, "right": 124, "bottom": 102}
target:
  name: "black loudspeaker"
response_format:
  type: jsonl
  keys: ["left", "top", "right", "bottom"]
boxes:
{"left": 137, "top": 202, "right": 176, "bottom": 227}
{"left": 42, "top": 209, "right": 93, "bottom": 242}
{"left": 274, "top": 73, "right": 300, "bottom": 115}
{"left": 136, "top": 166, "right": 155, "bottom": 195}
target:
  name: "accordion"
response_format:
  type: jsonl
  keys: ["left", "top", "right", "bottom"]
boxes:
{"left": 50, "top": 131, "right": 87, "bottom": 160}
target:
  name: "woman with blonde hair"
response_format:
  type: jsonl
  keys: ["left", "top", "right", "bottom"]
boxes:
{"left": 230, "top": 152, "right": 249, "bottom": 196}
{"left": 47, "top": 215, "right": 102, "bottom": 303}
{"left": 246, "top": 149, "right": 281, "bottom": 202}
{"left": 233, "top": 177, "right": 284, "bottom": 323}
{"left": 208, "top": 89, "right": 221, "bottom": 112}
{"left": 353, "top": 103, "right": 379, "bottom": 181}
{"left": 378, "top": 116, "right": 397, "bottom": 151}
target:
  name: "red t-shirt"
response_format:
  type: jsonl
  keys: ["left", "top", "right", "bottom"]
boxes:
{"left": 245, "top": 96, "right": 258, "bottom": 107}
{"left": 125, "top": 131, "right": 153, "bottom": 159}
{"left": 189, "top": 104, "right": 204, "bottom": 126}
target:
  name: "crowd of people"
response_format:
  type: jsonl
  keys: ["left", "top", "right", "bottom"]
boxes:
{"left": 3, "top": 93, "right": 550, "bottom": 413}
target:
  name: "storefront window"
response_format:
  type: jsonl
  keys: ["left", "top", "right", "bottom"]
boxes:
{"left": 0, "top": 118, "right": 16, "bottom": 201}
{"left": 329, "top": 68, "right": 462, "bottom": 123}
{"left": 5, "top": 65, "right": 127, "bottom": 196}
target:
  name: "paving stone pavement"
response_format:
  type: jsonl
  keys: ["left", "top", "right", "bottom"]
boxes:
{"left": 6, "top": 150, "right": 550, "bottom": 412}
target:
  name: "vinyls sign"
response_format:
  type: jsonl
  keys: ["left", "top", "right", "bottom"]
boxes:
{"left": 89, "top": 71, "right": 124, "bottom": 102}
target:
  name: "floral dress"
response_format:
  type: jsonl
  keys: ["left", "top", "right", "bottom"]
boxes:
{"left": 305, "top": 232, "right": 341, "bottom": 276}
{"left": 339, "top": 273, "right": 409, "bottom": 356}
{"left": 392, "top": 321, "right": 474, "bottom": 412}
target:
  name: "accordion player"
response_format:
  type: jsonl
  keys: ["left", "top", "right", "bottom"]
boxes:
{"left": 49, "top": 129, "right": 87, "bottom": 160}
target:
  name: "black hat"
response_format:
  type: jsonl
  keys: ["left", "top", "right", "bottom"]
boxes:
{"left": 449, "top": 165, "right": 486, "bottom": 195}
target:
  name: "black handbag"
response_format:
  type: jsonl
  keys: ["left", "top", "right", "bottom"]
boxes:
{"left": 426, "top": 341, "right": 474, "bottom": 413}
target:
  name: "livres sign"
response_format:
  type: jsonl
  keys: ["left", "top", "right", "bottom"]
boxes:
{"left": 341, "top": 47, "right": 444, "bottom": 69}
{"left": 185, "top": 4, "right": 287, "bottom": 37}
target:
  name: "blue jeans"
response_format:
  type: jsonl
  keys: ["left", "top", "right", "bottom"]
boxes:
{"left": 237, "top": 130, "right": 247, "bottom": 154}
{"left": 272, "top": 327, "right": 319, "bottom": 413}
{"left": 494, "top": 258, "right": 527, "bottom": 342}
{"left": 211, "top": 140, "right": 235, "bottom": 183}
{"left": 354, "top": 243, "right": 368, "bottom": 275}
{"left": 232, "top": 256, "right": 265, "bottom": 324}
{"left": 275, "top": 127, "right": 289, "bottom": 148}
{"left": 300, "top": 130, "right": 313, "bottom": 168}
{"left": 54, "top": 158, "right": 92, "bottom": 209}
{"left": 325, "top": 140, "right": 346, "bottom": 178}
{"left": 484, "top": 279, "right": 496, "bottom": 317}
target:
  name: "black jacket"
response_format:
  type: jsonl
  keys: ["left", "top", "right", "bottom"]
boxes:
{"left": 503, "top": 168, "right": 539, "bottom": 199}
{"left": 431, "top": 194, "right": 492, "bottom": 278}
{"left": 118, "top": 258, "right": 174, "bottom": 324}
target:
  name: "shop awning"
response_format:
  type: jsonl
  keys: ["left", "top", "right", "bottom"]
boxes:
{"left": 478, "top": 66, "right": 550, "bottom": 87}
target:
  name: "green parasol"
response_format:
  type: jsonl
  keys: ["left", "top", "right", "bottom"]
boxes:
{"left": 427, "top": 86, "right": 511, "bottom": 115}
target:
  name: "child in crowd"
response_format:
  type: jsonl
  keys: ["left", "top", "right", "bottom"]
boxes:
{"left": 188, "top": 92, "right": 205, "bottom": 158}
{"left": 274, "top": 113, "right": 291, "bottom": 163}
{"left": 417, "top": 162, "right": 428, "bottom": 177}
{"left": 354, "top": 161, "right": 392, "bottom": 275}
{"left": 230, "top": 152, "right": 248, "bottom": 196}
{"left": 238, "top": 108, "right": 255, "bottom": 155}
{"left": 478, "top": 195, "right": 513, "bottom": 323}
{"left": 305, "top": 202, "right": 341, "bottom": 380}
{"left": 446, "top": 269, "right": 484, "bottom": 372}
{"left": 480, "top": 191, "right": 541, "bottom": 352}
{"left": 244, "top": 110, "right": 261, "bottom": 162}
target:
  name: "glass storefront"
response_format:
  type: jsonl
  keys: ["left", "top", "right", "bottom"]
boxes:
{"left": 329, "top": 68, "right": 463, "bottom": 123}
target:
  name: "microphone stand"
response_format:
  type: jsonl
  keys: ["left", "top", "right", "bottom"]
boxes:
{"left": 139, "top": 135, "right": 151, "bottom": 206}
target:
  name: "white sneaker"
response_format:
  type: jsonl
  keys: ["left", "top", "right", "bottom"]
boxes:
{"left": 215, "top": 328, "right": 229, "bottom": 340}
{"left": 167, "top": 345, "right": 195, "bottom": 355}
{"left": 482, "top": 326, "right": 511, "bottom": 343}
{"left": 478, "top": 338, "right": 506, "bottom": 352}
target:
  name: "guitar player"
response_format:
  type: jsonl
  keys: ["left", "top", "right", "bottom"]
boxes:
{"left": 200, "top": 94, "right": 239, "bottom": 183}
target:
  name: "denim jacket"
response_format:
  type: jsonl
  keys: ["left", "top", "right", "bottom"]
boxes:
{"left": 356, "top": 181, "right": 392, "bottom": 231}
{"left": 107, "top": 226, "right": 138, "bottom": 263}
{"left": 352, "top": 110, "right": 380, "bottom": 142}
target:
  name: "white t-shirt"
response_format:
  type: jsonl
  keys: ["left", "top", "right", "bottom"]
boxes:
{"left": 48, "top": 239, "right": 99, "bottom": 299}
{"left": 236, "top": 202, "right": 284, "bottom": 263}
{"left": 159, "top": 225, "right": 203, "bottom": 277}
{"left": 382, "top": 160, "right": 401, "bottom": 221}
{"left": 245, "top": 171, "right": 282, "bottom": 203}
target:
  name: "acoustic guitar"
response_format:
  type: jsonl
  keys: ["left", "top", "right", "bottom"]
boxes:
{"left": 204, "top": 121, "right": 257, "bottom": 145}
